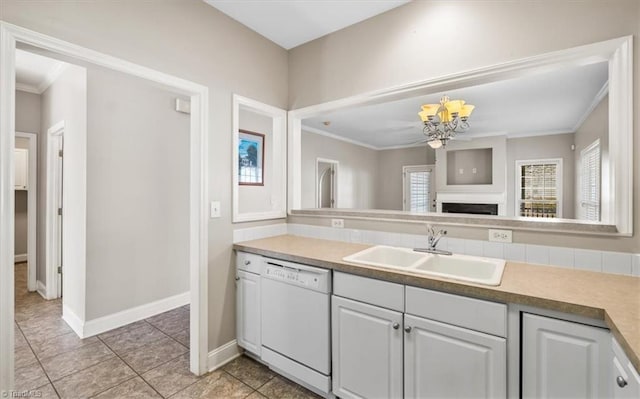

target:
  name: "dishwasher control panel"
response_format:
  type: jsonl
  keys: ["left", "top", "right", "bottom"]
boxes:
{"left": 262, "top": 259, "right": 330, "bottom": 293}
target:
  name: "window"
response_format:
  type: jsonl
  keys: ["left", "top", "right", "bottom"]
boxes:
{"left": 516, "top": 159, "right": 562, "bottom": 218}
{"left": 579, "top": 140, "right": 600, "bottom": 221}
{"left": 403, "top": 165, "right": 434, "bottom": 213}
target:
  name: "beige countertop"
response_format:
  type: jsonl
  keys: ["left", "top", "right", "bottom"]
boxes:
{"left": 233, "top": 234, "right": 640, "bottom": 372}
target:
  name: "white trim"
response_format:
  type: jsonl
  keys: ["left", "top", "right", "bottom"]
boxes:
{"left": 61, "top": 304, "right": 84, "bottom": 338}
{"left": 302, "top": 125, "right": 379, "bottom": 150}
{"left": 515, "top": 158, "right": 563, "bottom": 219}
{"left": 15, "top": 132, "right": 37, "bottom": 292}
{"left": 15, "top": 83, "right": 39, "bottom": 94}
{"left": 402, "top": 164, "right": 434, "bottom": 212}
{"left": 207, "top": 340, "right": 242, "bottom": 372}
{"left": 45, "top": 121, "right": 64, "bottom": 300}
{"left": 315, "top": 158, "right": 339, "bottom": 208}
{"left": 287, "top": 36, "right": 632, "bottom": 236}
{"left": 36, "top": 280, "right": 47, "bottom": 299}
{"left": 0, "top": 22, "right": 210, "bottom": 389}
{"left": 73, "top": 292, "right": 189, "bottom": 338}
{"left": 232, "top": 94, "right": 287, "bottom": 223}
{"left": 13, "top": 254, "right": 27, "bottom": 263}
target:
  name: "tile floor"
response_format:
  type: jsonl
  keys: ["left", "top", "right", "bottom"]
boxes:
{"left": 13, "top": 263, "right": 321, "bottom": 398}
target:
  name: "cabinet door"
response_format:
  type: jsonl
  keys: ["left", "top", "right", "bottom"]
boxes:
{"left": 332, "top": 295, "right": 403, "bottom": 399}
{"left": 236, "top": 270, "right": 261, "bottom": 356}
{"left": 522, "top": 313, "right": 610, "bottom": 399}
{"left": 14, "top": 148, "right": 28, "bottom": 190}
{"left": 404, "top": 314, "right": 506, "bottom": 399}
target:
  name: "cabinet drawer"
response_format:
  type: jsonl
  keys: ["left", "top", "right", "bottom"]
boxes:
{"left": 405, "top": 286, "right": 506, "bottom": 337}
{"left": 334, "top": 272, "right": 404, "bottom": 312}
{"left": 236, "top": 251, "right": 263, "bottom": 274}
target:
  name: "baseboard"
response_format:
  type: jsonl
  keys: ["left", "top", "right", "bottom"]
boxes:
{"left": 207, "top": 340, "right": 241, "bottom": 371}
{"left": 14, "top": 253, "right": 27, "bottom": 263}
{"left": 81, "top": 291, "right": 190, "bottom": 338}
{"left": 36, "top": 280, "right": 48, "bottom": 299}
{"left": 62, "top": 305, "right": 85, "bottom": 338}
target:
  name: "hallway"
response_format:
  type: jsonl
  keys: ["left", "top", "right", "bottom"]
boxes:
{"left": 13, "top": 263, "right": 319, "bottom": 398}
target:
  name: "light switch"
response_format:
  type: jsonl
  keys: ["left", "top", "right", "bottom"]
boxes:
{"left": 210, "top": 201, "right": 221, "bottom": 218}
{"left": 459, "top": 168, "right": 464, "bottom": 175}
{"left": 472, "top": 168, "right": 477, "bottom": 174}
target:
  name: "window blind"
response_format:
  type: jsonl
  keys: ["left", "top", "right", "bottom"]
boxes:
{"left": 517, "top": 161, "right": 560, "bottom": 218}
{"left": 580, "top": 141, "right": 600, "bottom": 221}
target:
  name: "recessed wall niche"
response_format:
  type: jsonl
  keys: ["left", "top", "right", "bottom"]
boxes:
{"left": 446, "top": 148, "right": 493, "bottom": 185}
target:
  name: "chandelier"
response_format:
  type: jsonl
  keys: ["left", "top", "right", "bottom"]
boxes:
{"left": 418, "top": 95, "right": 475, "bottom": 149}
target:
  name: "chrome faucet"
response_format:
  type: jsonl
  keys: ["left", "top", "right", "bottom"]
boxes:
{"left": 414, "top": 225, "right": 452, "bottom": 255}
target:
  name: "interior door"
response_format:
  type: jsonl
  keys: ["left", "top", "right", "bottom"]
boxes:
{"left": 55, "top": 136, "right": 63, "bottom": 297}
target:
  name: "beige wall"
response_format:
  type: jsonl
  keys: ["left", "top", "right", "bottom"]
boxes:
{"left": 506, "top": 133, "right": 576, "bottom": 218}
{"left": 1, "top": 0, "right": 288, "bottom": 350}
{"left": 301, "top": 131, "right": 378, "bottom": 209}
{"left": 288, "top": 0, "right": 639, "bottom": 253}
{"left": 447, "top": 148, "right": 493, "bottom": 186}
{"left": 85, "top": 67, "right": 190, "bottom": 320}
{"left": 574, "top": 95, "right": 609, "bottom": 219}
{"left": 15, "top": 91, "right": 40, "bottom": 256}
{"left": 376, "top": 146, "right": 434, "bottom": 210}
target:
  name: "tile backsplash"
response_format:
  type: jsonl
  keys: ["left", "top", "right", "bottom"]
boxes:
{"left": 233, "top": 223, "right": 640, "bottom": 277}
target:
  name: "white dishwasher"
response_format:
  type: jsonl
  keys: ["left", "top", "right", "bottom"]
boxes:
{"left": 261, "top": 258, "right": 332, "bottom": 397}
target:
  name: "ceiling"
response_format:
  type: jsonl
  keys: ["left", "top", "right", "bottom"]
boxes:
{"left": 303, "top": 62, "right": 609, "bottom": 149}
{"left": 204, "top": 0, "right": 410, "bottom": 49}
{"left": 15, "top": 49, "right": 69, "bottom": 94}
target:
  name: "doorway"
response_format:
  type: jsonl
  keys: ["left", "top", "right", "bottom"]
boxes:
{"left": 1, "top": 23, "right": 210, "bottom": 391}
{"left": 403, "top": 165, "right": 436, "bottom": 213}
{"left": 316, "top": 158, "right": 338, "bottom": 208}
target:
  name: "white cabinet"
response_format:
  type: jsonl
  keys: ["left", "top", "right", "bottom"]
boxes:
{"left": 612, "top": 337, "right": 640, "bottom": 398}
{"left": 332, "top": 273, "right": 507, "bottom": 399}
{"left": 332, "top": 295, "right": 403, "bottom": 399}
{"left": 522, "top": 313, "right": 610, "bottom": 399}
{"left": 404, "top": 314, "right": 506, "bottom": 399}
{"left": 14, "top": 148, "right": 28, "bottom": 190}
{"left": 236, "top": 252, "right": 262, "bottom": 356}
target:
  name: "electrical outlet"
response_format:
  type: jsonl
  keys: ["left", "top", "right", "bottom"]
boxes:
{"left": 488, "top": 229, "right": 512, "bottom": 243}
{"left": 331, "top": 219, "right": 345, "bottom": 228}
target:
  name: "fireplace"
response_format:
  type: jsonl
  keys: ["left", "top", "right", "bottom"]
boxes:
{"left": 442, "top": 202, "right": 498, "bottom": 215}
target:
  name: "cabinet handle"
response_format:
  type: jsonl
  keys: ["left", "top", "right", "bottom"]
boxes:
{"left": 392, "top": 322, "right": 400, "bottom": 330}
{"left": 616, "top": 376, "right": 628, "bottom": 388}
{"left": 244, "top": 260, "right": 251, "bottom": 266}
{"left": 235, "top": 277, "right": 240, "bottom": 281}
{"left": 404, "top": 326, "right": 412, "bottom": 333}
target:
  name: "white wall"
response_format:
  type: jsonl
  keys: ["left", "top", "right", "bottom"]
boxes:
{"left": 84, "top": 67, "right": 190, "bottom": 320}
{"left": 1, "top": 0, "right": 289, "bottom": 350}
{"left": 40, "top": 64, "right": 87, "bottom": 318}
{"left": 288, "top": 0, "right": 639, "bottom": 253}
{"left": 301, "top": 130, "right": 378, "bottom": 209}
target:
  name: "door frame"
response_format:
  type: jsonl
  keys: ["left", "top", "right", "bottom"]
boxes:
{"left": 402, "top": 164, "right": 435, "bottom": 212}
{"left": 14, "top": 131, "right": 37, "bottom": 292}
{"left": 315, "top": 158, "right": 338, "bottom": 208}
{"left": 0, "top": 22, "right": 210, "bottom": 389}
{"left": 45, "top": 121, "right": 64, "bottom": 299}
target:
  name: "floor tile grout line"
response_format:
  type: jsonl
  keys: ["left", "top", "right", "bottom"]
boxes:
{"left": 86, "top": 375, "right": 140, "bottom": 399}
{"left": 14, "top": 321, "right": 61, "bottom": 398}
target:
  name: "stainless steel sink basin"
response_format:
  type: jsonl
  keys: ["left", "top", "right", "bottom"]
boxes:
{"left": 342, "top": 245, "right": 429, "bottom": 269}
{"left": 343, "top": 245, "right": 505, "bottom": 286}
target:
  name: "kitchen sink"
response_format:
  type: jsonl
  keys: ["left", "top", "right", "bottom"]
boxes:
{"left": 343, "top": 245, "right": 505, "bottom": 286}
{"left": 342, "top": 245, "right": 430, "bottom": 269}
{"left": 414, "top": 254, "right": 505, "bottom": 286}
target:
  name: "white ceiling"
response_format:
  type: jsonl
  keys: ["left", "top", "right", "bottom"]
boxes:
{"left": 204, "top": 0, "right": 410, "bottom": 49}
{"left": 15, "top": 49, "right": 69, "bottom": 94}
{"left": 303, "top": 62, "right": 609, "bottom": 149}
